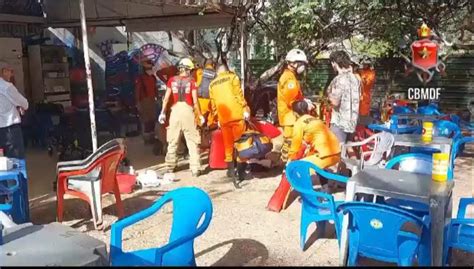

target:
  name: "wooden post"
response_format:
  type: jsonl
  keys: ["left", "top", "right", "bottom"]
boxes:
{"left": 79, "top": 0, "right": 98, "bottom": 151}
{"left": 240, "top": 19, "right": 246, "bottom": 92}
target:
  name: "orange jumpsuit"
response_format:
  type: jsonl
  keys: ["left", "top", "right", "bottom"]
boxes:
{"left": 289, "top": 114, "right": 341, "bottom": 168}
{"left": 196, "top": 64, "right": 216, "bottom": 126}
{"left": 209, "top": 71, "right": 250, "bottom": 163}
{"left": 358, "top": 68, "right": 376, "bottom": 116}
{"left": 194, "top": 68, "right": 204, "bottom": 86}
{"left": 277, "top": 68, "right": 304, "bottom": 162}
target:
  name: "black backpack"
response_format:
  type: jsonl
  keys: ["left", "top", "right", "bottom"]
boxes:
{"left": 198, "top": 69, "right": 216, "bottom": 99}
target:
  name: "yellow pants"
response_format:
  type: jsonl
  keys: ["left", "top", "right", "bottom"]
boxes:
{"left": 302, "top": 153, "right": 340, "bottom": 170}
{"left": 198, "top": 98, "right": 216, "bottom": 127}
{"left": 280, "top": 125, "right": 293, "bottom": 162}
{"left": 221, "top": 120, "right": 246, "bottom": 163}
{"left": 165, "top": 102, "right": 201, "bottom": 172}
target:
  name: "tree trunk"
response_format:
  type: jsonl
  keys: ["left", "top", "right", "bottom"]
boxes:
{"left": 251, "top": 59, "right": 284, "bottom": 88}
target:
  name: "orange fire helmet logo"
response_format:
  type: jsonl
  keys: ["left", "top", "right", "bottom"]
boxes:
{"left": 405, "top": 23, "right": 447, "bottom": 84}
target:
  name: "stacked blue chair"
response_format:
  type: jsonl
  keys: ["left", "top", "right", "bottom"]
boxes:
{"left": 450, "top": 136, "right": 474, "bottom": 178}
{"left": 433, "top": 120, "right": 462, "bottom": 139}
{"left": 393, "top": 106, "right": 415, "bottom": 115}
{"left": 337, "top": 202, "right": 431, "bottom": 266}
{"left": 417, "top": 104, "right": 442, "bottom": 115}
{"left": 392, "top": 106, "right": 415, "bottom": 125}
{"left": 444, "top": 198, "right": 474, "bottom": 265}
{"left": 285, "top": 160, "right": 348, "bottom": 250}
{"left": 110, "top": 187, "right": 213, "bottom": 266}
{"left": 105, "top": 51, "right": 135, "bottom": 107}
{"left": 0, "top": 176, "right": 20, "bottom": 218}
{"left": 411, "top": 120, "right": 462, "bottom": 155}
{"left": 410, "top": 120, "right": 473, "bottom": 181}
{"left": 429, "top": 120, "right": 473, "bottom": 179}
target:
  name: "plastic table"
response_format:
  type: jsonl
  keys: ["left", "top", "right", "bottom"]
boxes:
{"left": 368, "top": 123, "right": 421, "bottom": 134}
{"left": 0, "top": 159, "right": 29, "bottom": 224}
{"left": 339, "top": 169, "right": 454, "bottom": 266}
{"left": 393, "top": 134, "right": 453, "bottom": 154}
{"left": 1, "top": 222, "right": 108, "bottom": 266}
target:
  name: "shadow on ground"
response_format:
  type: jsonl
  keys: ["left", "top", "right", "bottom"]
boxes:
{"left": 196, "top": 238, "right": 269, "bottom": 266}
{"left": 29, "top": 187, "right": 235, "bottom": 232}
{"left": 30, "top": 190, "right": 165, "bottom": 228}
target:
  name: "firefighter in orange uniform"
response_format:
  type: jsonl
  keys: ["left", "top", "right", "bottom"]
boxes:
{"left": 277, "top": 48, "right": 314, "bottom": 163}
{"left": 357, "top": 57, "right": 376, "bottom": 126}
{"left": 285, "top": 100, "right": 341, "bottom": 202}
{"left": 196, "top": 59, "right": 217, "bottom": 127}
{"left": 288, "top": 100, "right": 341, "bottom": 168}
{"left": 209, "top": 63, "right": 251, "bottom": 185}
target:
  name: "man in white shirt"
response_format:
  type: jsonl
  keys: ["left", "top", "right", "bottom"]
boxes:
{"left": 0, "top": 61, "right": 29, "bottom": 158}
{"left": 327, "top": 51, "right": 361, "bottom": 143}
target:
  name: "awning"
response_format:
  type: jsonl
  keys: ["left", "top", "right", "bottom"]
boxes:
{"left": 42, "top": 0, "right": 239, "bottom": 30}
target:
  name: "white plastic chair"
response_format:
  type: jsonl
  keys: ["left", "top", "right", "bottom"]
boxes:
{"left": 341, "top": 132, "right": 395, "bottom": 175}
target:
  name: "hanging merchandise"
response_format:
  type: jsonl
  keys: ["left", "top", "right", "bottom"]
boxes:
{"left": 105, "top": 51, "right": 135, "bottom": 106}
{"left": 132, "top": 43, "right": 166, "bottom": 65}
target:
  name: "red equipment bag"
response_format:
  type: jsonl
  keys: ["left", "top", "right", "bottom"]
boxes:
{"left": 209, "top": 129, "right": 227, "bottom": 169}
{"left": 116, "top": 173, "right": 137, "bottom": 194}
{"left": 249, "top": 118, "right": 281, "bottom": 139}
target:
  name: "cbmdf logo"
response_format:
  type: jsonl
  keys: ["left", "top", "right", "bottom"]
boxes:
{"left": 405, "top": 23, "right": 447, "bottom": 85}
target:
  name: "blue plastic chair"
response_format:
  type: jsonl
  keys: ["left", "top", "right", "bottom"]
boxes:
{"left": 110, "top": 187, "right": 213, "bottom": 266}
{"left": 444, "top": 198, "right": 474, "bottom": 265}
{"left": 417, "top": 104, "right": 442, "bottom": 115}
{"left": 392, "top": 106, "right": 415, "bottom": 125}
{"left": 368, "top": 122, "right": 422, "bottom": 135}
{"left": 393, "top": 106, "right": 415, "bottom": 115}
{"left": 383, "top": 154, "right": 433, "bottom": 215}
{"left": 447, "top": 134, "right": 474, "bottom": 180}
{"left": 411, "top": 120, "right": 462, "bottom": 155}
{"left": 285, "top": 160, "right": 348, "bottom": 250}
{"left": 0, "top": 175, "right": 20, "bottom": 217}
{"left": 447, "top": 114, "right": 461, "bottom": 125}
{"left": 385, "top": 153, "right": 433, "bottom": 174}
{"left": 337, "top": 202, "right": 431, "bottom": 266}
{"left": 433, "top": 120, "right": 462, "bottom": 140}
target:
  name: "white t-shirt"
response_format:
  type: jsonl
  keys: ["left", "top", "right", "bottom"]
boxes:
{"left": 0, "top": 78, "right": 29, "bottom": 128}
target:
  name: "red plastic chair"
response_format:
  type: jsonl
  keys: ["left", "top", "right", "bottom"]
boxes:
{"left": 56, "top": 139, "right": 126, "bottom": 229}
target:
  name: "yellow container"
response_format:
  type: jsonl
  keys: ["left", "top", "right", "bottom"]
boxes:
{"left": 422, "top": 121, "right": 433, "bottom": 143}
{"left": 432, "top": 153, "right": 449, "bottom": 182}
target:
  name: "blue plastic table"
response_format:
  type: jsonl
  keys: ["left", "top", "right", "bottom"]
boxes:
{"left": 0, "top": 159, "right": 29, "bottom": 224}
{"left": 368, "top": 123, "right": 422, "bottom": 134}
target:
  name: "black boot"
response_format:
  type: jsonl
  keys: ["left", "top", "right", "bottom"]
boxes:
{"left": 226, "top": 161, "right": 235, "bottom": 179}
{"left": 237, "top": 162, "right": 252, "bottom": 183}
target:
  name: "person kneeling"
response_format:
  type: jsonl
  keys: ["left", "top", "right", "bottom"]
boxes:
{"left": 287, "top": 100, "right": 341, "bottom": 190}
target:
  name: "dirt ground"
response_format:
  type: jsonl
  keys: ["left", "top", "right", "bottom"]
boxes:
{"left": 26, "top": 136, "right": 474, "bottom": 266}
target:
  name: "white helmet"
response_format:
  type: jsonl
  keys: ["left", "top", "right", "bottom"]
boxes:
{"left": 285, "top": 49, "right": 308, "bottom": 63}
{"left": 178, "top": 58, "right": 195, "bottom": 70}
